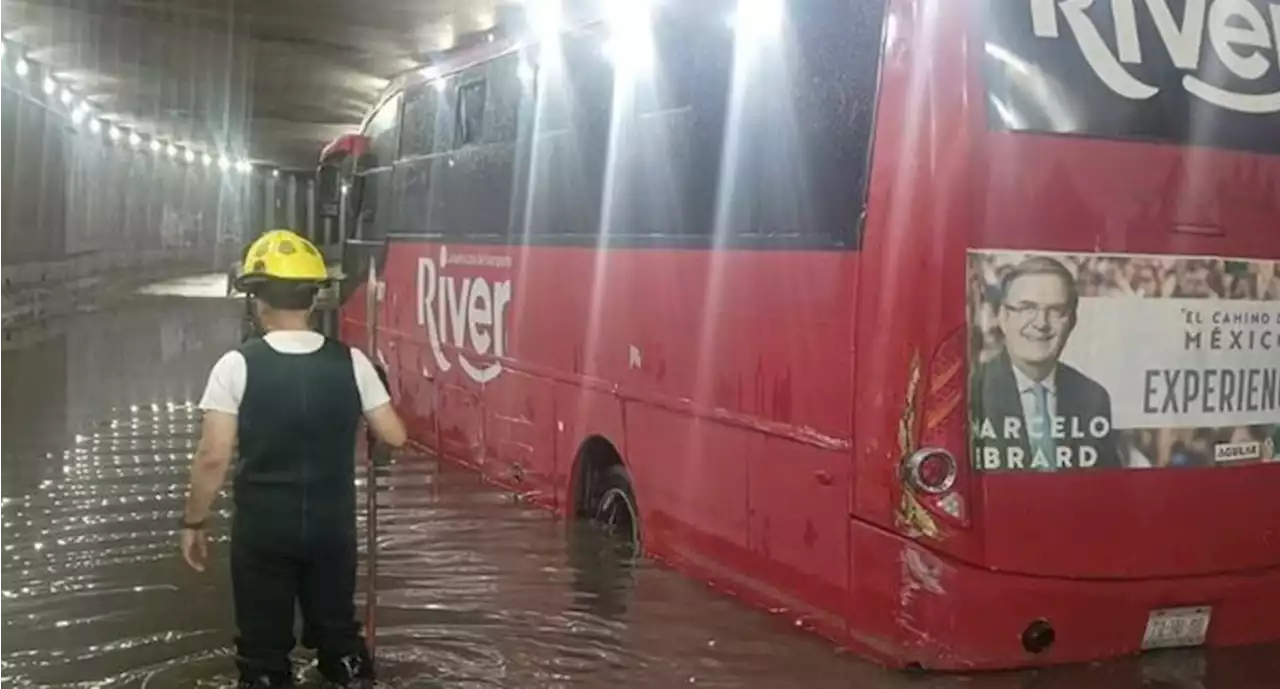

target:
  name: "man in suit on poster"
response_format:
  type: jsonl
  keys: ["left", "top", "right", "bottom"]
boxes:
{"left": 973, "top": 256, "right": 1122, "bottom": 471}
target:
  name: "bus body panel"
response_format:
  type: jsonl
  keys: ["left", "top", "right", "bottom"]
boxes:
{"left": 847, "top": 516, "right": 1280, "bottom": 670}
{"left": 852, "top": 0, "right": 986, "bottom": 561}
{"left": 323, "top": 0, "right": 1280, "bottom": 670}
{"left": 965, "top": 0, "right": 1280, "bottom": 580}
{"left": 364, "top": 240, "right": 859, "bottom": 631}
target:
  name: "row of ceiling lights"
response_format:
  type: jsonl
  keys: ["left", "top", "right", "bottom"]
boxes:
{"left": 2, "top": 40, "right": 263, "bottom": 175}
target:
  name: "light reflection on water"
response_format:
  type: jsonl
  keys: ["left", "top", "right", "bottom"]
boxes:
{"left": 2, "top": 296, "right": 1276, "bottom": 688}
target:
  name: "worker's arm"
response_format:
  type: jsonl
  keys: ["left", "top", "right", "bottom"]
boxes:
{"left": 353, "top": 350, "right": 408, "bottom": 448}
{"left": 180, "top": 351, "right": 243, "bottom": 572}
{"left": 183, "top": 410, "right": 238, "bottom": 524}
{"left": 365, "top": 402, "right": 407, "bottom": 448}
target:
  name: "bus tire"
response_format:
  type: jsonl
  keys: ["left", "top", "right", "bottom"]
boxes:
{"left": 589, "top": 465, "right": 641, "bottom": 557}
{"left": 567, "top": 461, "right": 639, "bottom": 618}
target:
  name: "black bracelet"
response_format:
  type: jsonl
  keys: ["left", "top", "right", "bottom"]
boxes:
{"left": 179, "top": 518, "right": 206, "bottom": 530}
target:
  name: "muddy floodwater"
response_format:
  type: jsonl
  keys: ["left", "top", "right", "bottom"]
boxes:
{"left": 3, "top": 290, "right": 1277, "bottom": 688}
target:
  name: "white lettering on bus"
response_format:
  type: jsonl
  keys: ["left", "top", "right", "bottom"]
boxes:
{"left": 416, "top": 246, "right": 512, "bottom": 384}
{"left": 981, "top": 415, "right": 1111, "bottom": 440}
{"left": 1031, "top": 0, "right": 1280, "bottom": 113}
{"left": 981, "top": 445, "right": 1099, "bottom": 470}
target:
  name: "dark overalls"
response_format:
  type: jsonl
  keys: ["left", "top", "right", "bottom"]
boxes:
{"left": 231, "top": 336, "right": 372, "bottom": 684}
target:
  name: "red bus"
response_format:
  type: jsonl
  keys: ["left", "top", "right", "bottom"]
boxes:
{"left": 316, "top": 0, "right": 1280, "bottom": 671}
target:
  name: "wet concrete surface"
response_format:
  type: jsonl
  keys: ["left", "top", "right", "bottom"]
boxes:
{"left": 3, "top": 292, "right": 1278, "bottom": 688}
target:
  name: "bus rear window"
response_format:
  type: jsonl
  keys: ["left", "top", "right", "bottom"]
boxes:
{"left": 982, "top": 0, "right": 1280, "bottom": 155}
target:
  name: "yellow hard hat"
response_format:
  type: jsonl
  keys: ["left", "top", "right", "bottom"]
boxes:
{"left": 236, "top": 229, "right": 328, "bottom": 289}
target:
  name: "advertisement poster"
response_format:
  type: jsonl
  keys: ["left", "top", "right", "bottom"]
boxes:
{"left": 968, "top": 250, "right": 1280, "bottom": 472}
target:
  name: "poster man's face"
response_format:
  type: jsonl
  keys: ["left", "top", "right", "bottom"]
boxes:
{"left": 999, "top": 273, "right": 1074, "bottom": 368}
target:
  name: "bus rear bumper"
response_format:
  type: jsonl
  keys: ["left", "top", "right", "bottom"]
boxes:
{"left": 850, "top": 521, "right": 1280, "bottom": 671}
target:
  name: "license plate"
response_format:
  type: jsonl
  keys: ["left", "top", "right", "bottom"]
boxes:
{"left": 1142, "top": 606, "right": 1211, "bottom": 650}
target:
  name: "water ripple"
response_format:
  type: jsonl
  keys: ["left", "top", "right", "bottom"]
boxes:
{"left": 3, "top": 297, "right": 1276, "bottom": 688}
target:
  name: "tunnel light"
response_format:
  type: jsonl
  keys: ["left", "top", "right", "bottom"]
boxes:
{"left": 340, "top": 183, "right": 349, "bottom": 196}
{"left": 432, "top": 78, "right": 447, "bottom": 93}
{"left": 517, "top": 59, "right": 535, "bottom": 85}
{"left": 419, "top": 66, "right": 438, "bottom": 80}
{"left": 166, "top": 143, "right": 178, "bottom": 158}
{"left": 218, "top": 155, "right": 231, "bottom": 171}
{"left": 108, "top": 126, "right": 122, "bottom": 142}
{"left": 601, "top": 34, "right": 653, "bottom": 72}
{"left": 528, "top": 0, "right": 562, "bottom": 42}
{"left": 602, "top": 1, "right": 654, "bottom": 73}
{"left": 604, "top": 0, "right": 652, "bottom": 25}
{"left": 201, "top": 152, "right": 213, "bottom": 167}
{"left": 15, "top": 58, "right": 30, "bottom": 77}
{"left": 89, "top": 119, "right": 102, "bottom": 134}
{"left": 43, "top": 76, "right": 57, "bottom": 94}
{"left": 59, "top": 89, "right": 73, "bottom": 105}
{"left": 129, "top": 131, "right": 142, "bottom": 148}
{"left": 271, "top": 169, "right": 280, "bottom": 178}
{"left": 184, "top": 149, "right": 195, "bottom": 164}
{"left": 70, "top": 106, "right": 86, "bottom": 125}
{"left": 149, "top": 139, "right": 161, "bottom": 153}
{"left": 730, "top": 0, "right": 784, "bottom": 40}
{"left": 236, "top": 160, "right": 252, "bottom": 174}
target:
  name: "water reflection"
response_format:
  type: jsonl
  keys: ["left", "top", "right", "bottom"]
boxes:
{"left": 2, "top": 296, "right": 1276, "bottom": 688}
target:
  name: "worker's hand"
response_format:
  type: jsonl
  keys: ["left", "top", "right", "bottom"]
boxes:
{"left": 181, "top": 528, "right": 209, "bottom": 572}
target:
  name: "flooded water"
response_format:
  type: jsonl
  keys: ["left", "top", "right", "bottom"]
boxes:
{"left": 3, "top": 292, "right": 1277, "bottom": 688}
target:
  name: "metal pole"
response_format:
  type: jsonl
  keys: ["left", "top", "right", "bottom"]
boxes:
{"left": 363, "top": 254, "right": 381, "bottom": 660}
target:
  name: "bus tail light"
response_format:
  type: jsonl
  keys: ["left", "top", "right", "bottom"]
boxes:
{"left": 907, "top": 326, "right": 971, "bottom": 527}
{"left": 903, "top": 448, "right": 957, "bottom": 494}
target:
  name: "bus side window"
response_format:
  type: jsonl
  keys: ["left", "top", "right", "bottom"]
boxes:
{"left": 481, "top": 54, "right": 525, "bottom": 238}
{"left": 612, "top": 4, "right": 732, "bottom": 242}
{"left": 399, "top": 84, "right": 439, "bottom": 158}
{"left": 357, "top": 94, "right": 402, "bottom": 240}
{"left": 424, "top": 78, "right": 461, "bottom": 239}
{"left": 526, "top": 29, "right": 615, "bottom": 239}
{"left": 435, "top": 79, "right": 458, "bottom": 154}
{"left": 363, "top": 94, "right": 402, "bottom": 170}
{"left": 456, "top": 80, "right": 486, "bottom": 147}
{"left": 486, "top": 54, "right": 523, "bottom": 148}
{"left": 726, "top": 0, "right": 885, "bottom": 247}
{"left": 394, "top": 83, "right": 440, "bottom": 237}
{"left": 441, "top": 58, "right": 524, "bottom": 241}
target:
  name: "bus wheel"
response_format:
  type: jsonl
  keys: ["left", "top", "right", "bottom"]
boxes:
{"left": 567, "top": 462, "right": 639, "bottom": 619}
{"left": 591, "top": 465, "right": 640, "bottom": 559}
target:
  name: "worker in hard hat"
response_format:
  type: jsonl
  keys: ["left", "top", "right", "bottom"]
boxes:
{"left": 179, "top": 228, "right": 407, "bottom": 688}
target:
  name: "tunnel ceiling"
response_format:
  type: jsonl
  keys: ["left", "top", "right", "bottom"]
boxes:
{"left": 2, "top": 0, "right": 511, "bottom": 168}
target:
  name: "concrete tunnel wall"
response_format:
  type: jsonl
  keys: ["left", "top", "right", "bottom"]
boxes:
{"left": 2, "top": 73, "right": 319, "bottom": 333}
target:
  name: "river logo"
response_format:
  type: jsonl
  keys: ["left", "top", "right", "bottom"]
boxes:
{"left": 416, "top": 246, "right": 513, "bottom": 384}
{"left": 1030, "top": 0, "right": 1280, "bottom": 114}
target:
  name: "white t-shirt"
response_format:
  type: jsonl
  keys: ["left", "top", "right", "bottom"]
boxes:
{"left": 198, "top": 331, "right": 391, "bottom": 415}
